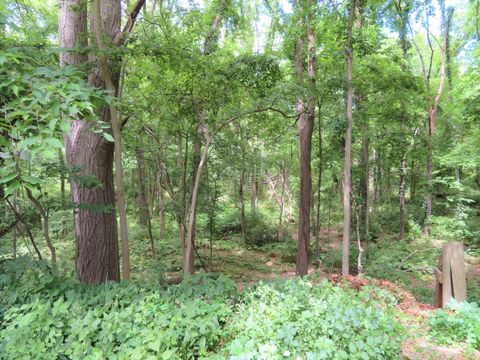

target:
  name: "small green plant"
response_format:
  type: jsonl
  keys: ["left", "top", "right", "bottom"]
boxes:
{"left": 224, "top": 278, "right": 404, "bottom": 359}
{"left": 428, "top": 300, "right": 480, "bottom": 351}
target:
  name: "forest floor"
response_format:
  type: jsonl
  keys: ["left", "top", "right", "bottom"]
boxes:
{"left": 191, "top": 227, "right": 480, "bottom": 360}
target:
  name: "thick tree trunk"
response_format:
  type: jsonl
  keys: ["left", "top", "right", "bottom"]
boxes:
{"left": 59, "top": 0, "right": 120, "bottom": 283}
{"left": 343, "top": 0, "right": 355, "bottom": 276}
{"left": 92, "top": 0, "right": 130, "bottom": 280}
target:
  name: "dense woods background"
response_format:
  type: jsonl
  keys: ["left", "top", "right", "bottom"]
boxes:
{"left": 0, "top": 0, "right": 479, "bottom": 358}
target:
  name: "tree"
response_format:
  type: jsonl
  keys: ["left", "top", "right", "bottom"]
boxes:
{"left": 59, "top": 0, "right": 145, "bottom": 283}
{"left": 342, "top": 0, "right": 356, "bottom": 276}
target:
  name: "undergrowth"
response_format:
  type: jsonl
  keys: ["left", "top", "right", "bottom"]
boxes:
{"left": 1, "top": 257, "right": 406, "bottom": 359}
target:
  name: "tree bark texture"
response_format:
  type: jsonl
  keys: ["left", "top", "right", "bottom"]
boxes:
{"left": 59, "top": 0, "right": 120, "bottom": 283}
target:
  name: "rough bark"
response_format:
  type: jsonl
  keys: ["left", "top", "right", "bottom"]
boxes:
{"left": 343, "top": 0, "right": 355, "bottom": 276}
{"left": 59, "top": 0, "right": 120, "bottom": 283}
{"left": 93, "top": 0, "right": 131, "bottom": 280}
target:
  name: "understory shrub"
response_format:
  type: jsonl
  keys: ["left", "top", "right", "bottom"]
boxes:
{"left": 1, "top": 258, "right": 407, "bottom": 359}
{"left": 224, "top": 278, "right": 404, "bottom": 359}
{"left": 215, "top": 207, "right": 278, "bottom": 246}
{"left": 0, "top": 260, "right": 236, "bottom": 359}
{"left": 428, "top": 300, "right": 480, "bottom": 351}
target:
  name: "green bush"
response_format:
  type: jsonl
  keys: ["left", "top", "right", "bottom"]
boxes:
{"left": 215, "top": 207, "right": 278, "bottom": 246}
{"left": 0, "top": 260, "right": 237, "bottom": 359}
{"left": 0, "top": 258, "right": 406, "bottom": 359}
{"left": 428, "top": 300, "right": 480, "bottom": 351}
{"left": 224, "top": 278, "right": 404, "bottom": 359}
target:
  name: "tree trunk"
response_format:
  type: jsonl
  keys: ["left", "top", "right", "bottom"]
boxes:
{"left": 239, "top": 169, "right": 247, "bottom": 242}
{"left": 59, "top": 0, "right": 120, "bottom": 283}
{"left": 343, "top": 0, "right": 355, "bottom": 276}
{"left": 93, "top": 0, "right": 131, "bottom": 280}
{"left": 184, "top": 117, "right": 204, "bottom": 273}
{"left": 422, "top": 5, "right": 450, "bottom": 235}
{"left": 315, "top": 104, "right": 323, "bottom": 266}
{"left": 237, "top": 125, "right": 247, "bottom": 242}
{"left": 158, "top": 178, "right": 166, "bottom": 238}
{"left": 136, "top": 147, "right": 149, "bottom": 226}
{"left": 397, "top": 2, "right": 409, "bottom": 241}
{"left": 295, "top": 0, "right": 314, "bottom": 276}
{"left": 250, "top": 171, "right": 257, "bottom": 211}
{"left": 178, "top": 136, "right": 186, "bottom": 253}
{"left": 362, "top": 127, "right": 369, "bottom": 252}
{"left": 184, "top": 122, "right": 210, "bottom": 273}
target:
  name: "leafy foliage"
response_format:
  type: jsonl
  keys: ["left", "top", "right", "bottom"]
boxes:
{"left": 428, "top": 300, "right": 480, "bottom": 351}
{"left": 224, "top": 278, "right": 404, "bottom": 359}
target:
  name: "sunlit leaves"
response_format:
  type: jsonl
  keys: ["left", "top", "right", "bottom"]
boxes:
{"left": 0, "top": 45, "right": 104, "bottom": 198}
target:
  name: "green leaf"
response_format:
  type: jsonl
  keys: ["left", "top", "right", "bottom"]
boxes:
{"left": 19, "top": 149, "right": 31, "bottom": 161}
{"left": 5, "top": 181, "right": 21, "bottom": 196}
{"left": 21, "top": 175, "right": 42, "bottom": 185}
{"left": 103, "top": 133, "right": 114, "bottom": 142}
{"left": 0, "top": 172, "right": 19, "bottom": 184}
{"left": 60, "top": 121, "right": 71, "bottom": 134}
{"left": 45, "top": 137, "right": 64, "bottom": 149}
{"left": 161, "top": 349, "right": 173, "bottom": 359}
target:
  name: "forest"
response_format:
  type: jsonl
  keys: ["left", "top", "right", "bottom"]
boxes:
{"left": 0, "top": 0, "right": 479, "bottom": 358}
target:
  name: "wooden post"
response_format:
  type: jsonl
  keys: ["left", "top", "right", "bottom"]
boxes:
{"left": 434, "top": 242, "right": 467, "bottom": 308}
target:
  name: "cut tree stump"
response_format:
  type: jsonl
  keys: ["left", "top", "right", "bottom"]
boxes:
{"left": 434, "top": 242, "right": 467, "bottom": 308}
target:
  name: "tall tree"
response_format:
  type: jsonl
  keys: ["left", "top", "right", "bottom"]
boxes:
{"left": 59, "top": 0, "right": 144, "bottom": 283}
{"left": 342, "top": 0, "right": 356, "bottom": 276}
{"left": 296, "top": 0, "right": 315, "bottom": 276}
